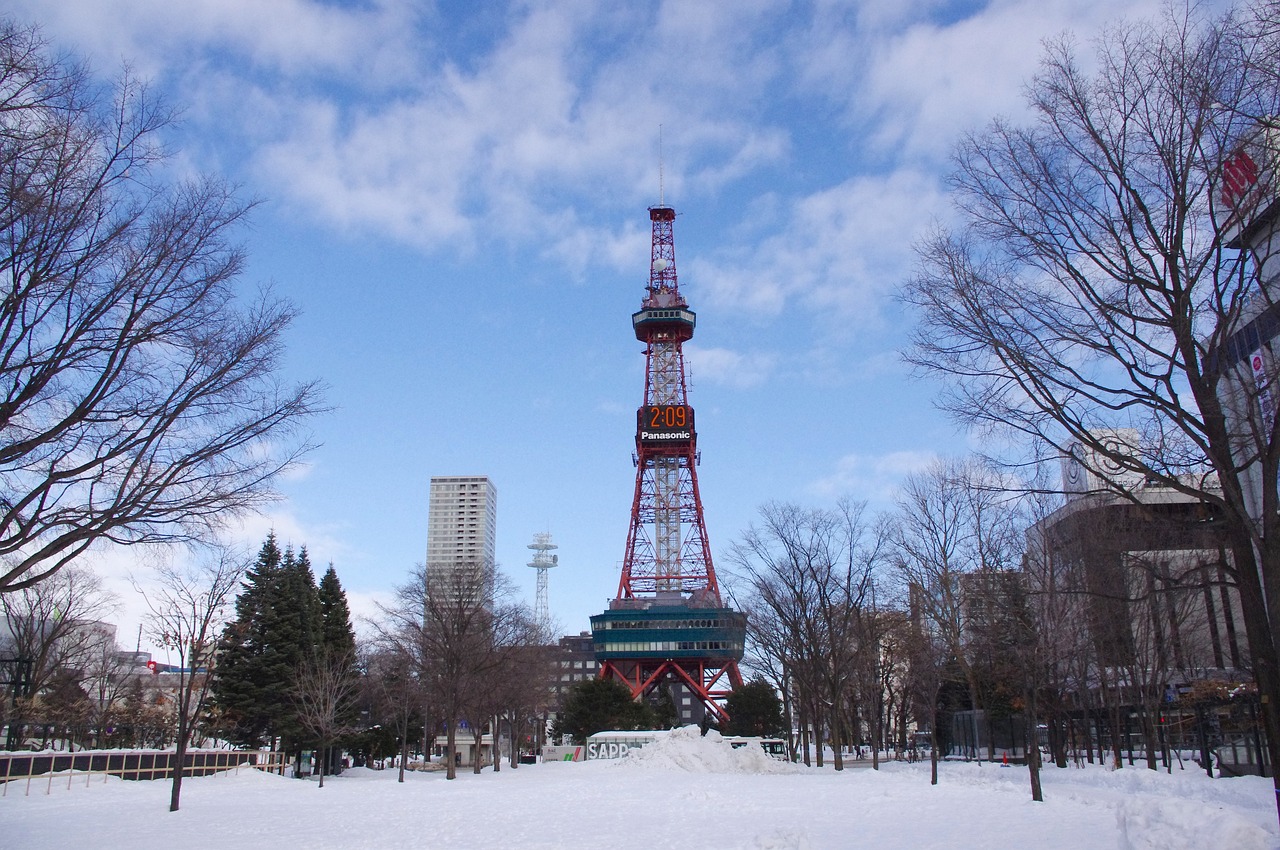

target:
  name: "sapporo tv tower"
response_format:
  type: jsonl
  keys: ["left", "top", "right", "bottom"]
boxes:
{"left": 590, "top": 202, "right": 746, "bottom": 725}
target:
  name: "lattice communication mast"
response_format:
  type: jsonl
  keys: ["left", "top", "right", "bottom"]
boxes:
{"left": 526, "top": 532, "right": 557, "bottom": 624}
{"left": 591, "top": 205, "right": 746, "bottom": 725}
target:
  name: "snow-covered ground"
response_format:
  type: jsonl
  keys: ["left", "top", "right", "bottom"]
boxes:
{"left": 4, "top": 727, "right": 1277, "bottom": 849}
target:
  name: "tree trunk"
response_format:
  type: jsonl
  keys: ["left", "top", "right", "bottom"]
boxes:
{"left": 812, "top": 699, "right": 825, "bottom": 767}
{"left": 169, "top": 736, "right": 186, "bottom": 812}
{"left": 492, "top": 715, "right": 501, "bottom": 773}
{"left": 870, "top": 699, "right": 880, "bottom": 769}
{"left": 898, "top": 697, "right": 909, "bottom": 756}
{"left": 780, "top": 672, "right": 798, "bottom": 762}
{"left": 446, "top": 719, "right": 457, "bottom": 780}
{"left": 965, "top": 681, "right": 984, "bottom": 764}
{"left": 1025, "top": 685, "right": 1043, "bottom": 803}
{"left": 168, "top": 686, "right": 191, "bottom": 812}
{"left": 830, "top": 696, "right": 844, "bottom": 772}
{"left": 1076, "top": 696, "right": 1095, "bottom": 765}
{"left": 1139, "top": 702, "right": 1159, "bottom": 771}
{"left": 929, "top": 716, "right": 939, "bottom": 786}
{"left": 1096, "top": 667, "right": 1122, "bottom": 769}
{"left": 509, "top": 712, "right": 520, "bottom": 769}
{"left": 1229, "top": 541, "right": 1280, "bottom": 823}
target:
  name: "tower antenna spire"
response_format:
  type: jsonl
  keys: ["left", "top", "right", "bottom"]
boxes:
{"left": 658, "top": 124, "right": 664, "bottom": 207}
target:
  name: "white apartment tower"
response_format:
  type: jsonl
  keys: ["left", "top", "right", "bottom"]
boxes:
{"left": 426, "top": 476, "right": 498, "bottom": 599}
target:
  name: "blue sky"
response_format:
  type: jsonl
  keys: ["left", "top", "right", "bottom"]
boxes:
{"left": 11, "top": 0, "right": 1173, "bottom": 653}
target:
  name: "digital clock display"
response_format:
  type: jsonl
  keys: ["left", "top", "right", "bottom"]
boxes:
{"left": 637, "top": 404, "right": 695, "bottom": 445}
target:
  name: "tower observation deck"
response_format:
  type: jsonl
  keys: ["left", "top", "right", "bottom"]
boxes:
{"left": 591, "top": 205, "right": 746, "bottom": 725}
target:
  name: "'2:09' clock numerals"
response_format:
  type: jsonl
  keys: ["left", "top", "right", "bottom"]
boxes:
{"left": 649, "top": 405, "right": 688, "bottom": 428}
{"left": 637, "top": 404, "right": 694, "bottom": 434}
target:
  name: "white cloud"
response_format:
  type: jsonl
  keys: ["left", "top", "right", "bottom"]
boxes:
{"left": 344, "top": 588, "right": 397, "bottom": 643}
{"left": 797, "top": 0, "right": 1170, "bottom": 164}
{"left": 543, "top": 214, "right": 650, "bottom": 281}
{"left": 686, "top": 345, "right": 776, "bottom": 390}
{"left": 252, "top": 96, "right": 481, "bottom": 250}
{"left": 809, "top": 449, "right": 939, "bottom": 505}
{"left": 39, "top": 0, "right": 793, "bottom": 253}
{"left": 695, "top": 168, "right": 948, "bottom": 330}
{"left": 11, "top": 0, "right": 422, "bottom": 82}
{"left": 14, "top": 0, "right": 1193, "bottom": 268}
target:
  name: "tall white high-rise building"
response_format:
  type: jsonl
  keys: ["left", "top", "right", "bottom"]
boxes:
{"left": 426, "top": 476, "right": 497, "bottom": 600}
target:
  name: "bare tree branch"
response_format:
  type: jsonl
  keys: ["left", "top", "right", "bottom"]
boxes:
{"left": 0, "top": 21, "right": 322, "bottom": 592}
{"left": 899, "top": 4, "right": 1280, "bottom": 819}
{"left": 135, "top": 545, "right": 245, "bottom": 812}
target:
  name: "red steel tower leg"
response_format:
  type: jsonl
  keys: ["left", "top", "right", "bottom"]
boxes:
{"left": 592, "top": 205, "right": 745, "bottom": 726}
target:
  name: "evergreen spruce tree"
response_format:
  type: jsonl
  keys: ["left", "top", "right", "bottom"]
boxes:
{"left": 267, "top": 545, "right": 322, "bottom": 763}
{"left": 212, "top": 532, "right": 284, "bottom": 748}
{"left": 211, "top": 534, "right": 325, "bottom": 762}
{"left": 316, "top": 563, "right": 359, "bottom": 775}
{"left": 318, "top": 563, "right": 356, "bottom": 658}
{"left": 724, "top": 679, "right": 786, "bottom": 739}
{"left": 552, "top": 678, "right": 658, "bottom": 743}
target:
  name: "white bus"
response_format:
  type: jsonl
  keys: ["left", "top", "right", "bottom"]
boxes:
{"left": 726, "top": 736, "right": 788, "bottom": 759}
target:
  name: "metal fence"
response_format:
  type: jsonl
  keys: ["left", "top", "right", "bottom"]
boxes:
{"left": 948, "top": 710, "right": 1032, "bottom": 762}
{"left": 0, "top": 749, "right": 287, "bottom": 797}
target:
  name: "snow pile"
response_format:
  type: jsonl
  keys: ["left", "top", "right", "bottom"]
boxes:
{"left": 614, "top": 725, "right": 799, "bottom": 774}
{"left": 1114, "top": 794, "right": 1273, "bottom": 850}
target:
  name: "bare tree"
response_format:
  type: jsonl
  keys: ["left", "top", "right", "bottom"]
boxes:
{"left": 377, "top": 562, "right": 535, "bottom": 780}
{"left": 459, "top": 585, "right": 541, "bottom": 775}
{"left": 0, "top": 565, "right": 118, "bottom": 748}
{"left": 899, "top": 593, "right": 948, "bottom": 785}
{"left": 81, "top": 632, "right": 140, "bottom": 748}
{"left": 728, "top": 499, "right": 885, "bottom": 770}
{"left": 0, "top": 566, "right": 118, "bottom": 697}
{"left": 136, "top": 547, "right": 246, "bottom": 812}
{"left": 890, "top": 458, "right": 987, "bottom": 751}
{"left": 0, "top": 21, "right": 321, "bottom": 593}
{"left": 292, "top": 648, "right": 359, "bottom": 788}
{"left": 868, "top": 606, "right": 915, "bottom": 761}
{"left": 1020, "top": 487, "right": 1092, "bottom": 771}
{"left": 889, "top": 456, "right": 1029, "bottom": 776}
{"left": 361, "top": 644, "right": 424, "bottom": 782}
{"left": 732, "top": 588, "right": 803, "bottom": 761}
{"left": 900, "top": 4, "right": 1280, "bottom": 816}
{"left": 490, "top": 634, "right": 555, "bottom": 770}
{"left": 730, "top": 503, "right": 831, "bottom": 766}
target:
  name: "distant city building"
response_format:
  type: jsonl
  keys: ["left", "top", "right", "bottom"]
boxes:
{"left": 1033, "top": 446, "right": 1248, "bottom": 677}
{"left": 426, "top": 476, "right": 497, "bottom": 603}
{"left": 551, "top": 632, "right": 599, "bottom": 710}
{"left": 1214, "top": 126, "right": 1280, "bottom": 525}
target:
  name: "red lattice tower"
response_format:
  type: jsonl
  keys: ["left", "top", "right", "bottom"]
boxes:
{"left": 591, "top": 205, "right": 745, "bottom": 725}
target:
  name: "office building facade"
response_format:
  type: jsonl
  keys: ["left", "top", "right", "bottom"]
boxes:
{"left": 426, "top": 476, "right": 497, "bottom": 601}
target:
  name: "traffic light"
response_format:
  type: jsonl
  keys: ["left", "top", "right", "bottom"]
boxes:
{"left": 146, "top": 660, "right": 158, "bottom": 674}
